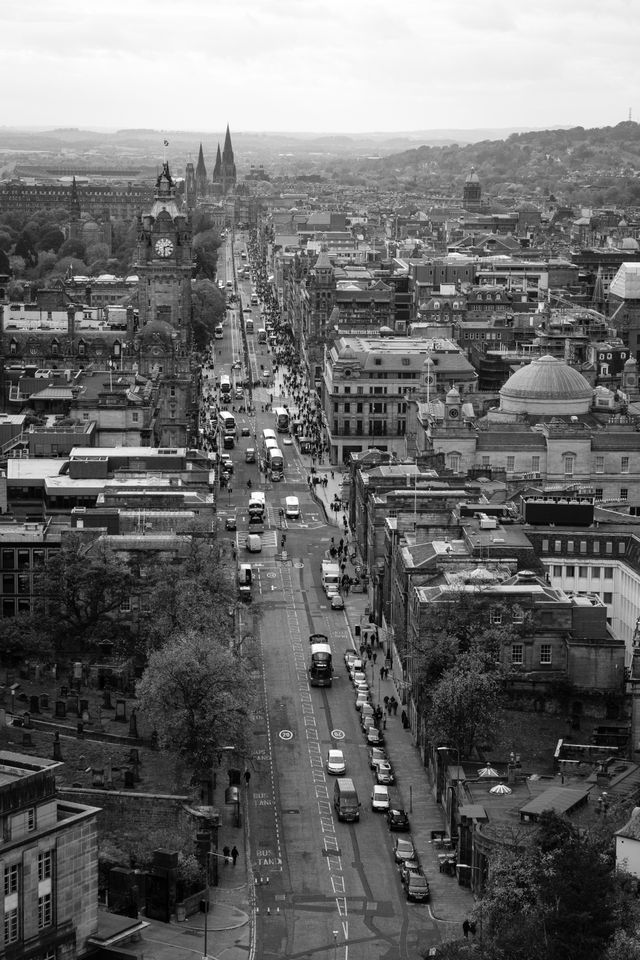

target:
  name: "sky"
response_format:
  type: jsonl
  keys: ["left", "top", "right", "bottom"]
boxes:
{"left": 2, "top": 0, "right": 639, "bottom": 134}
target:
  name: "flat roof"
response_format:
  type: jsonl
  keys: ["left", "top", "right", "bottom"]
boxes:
{"left": 70, "top": 446, "right": 186, "bottom": 458}
{"left": 519, "top": 783, "right": 591, "bottom": 817}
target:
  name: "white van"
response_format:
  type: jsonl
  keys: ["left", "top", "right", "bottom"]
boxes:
{"left": 245, "top": 534, "right": 262, "bottom": 553}
{"left": 285, "top": 496, "right": 300, "bottom": 519}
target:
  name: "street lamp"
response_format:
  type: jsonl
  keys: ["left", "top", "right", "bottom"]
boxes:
{"left": 333, "top": 930, "right": 339, "bottom": 960}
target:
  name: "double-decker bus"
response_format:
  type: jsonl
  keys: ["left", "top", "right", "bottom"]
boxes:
{"left": 274, "top": 407, "right": 290, "bottom": 433}
{"left": 245, "top": 318, "right": 254, "bottom": 334}
{"left": 267, "top": 446, "right": 284, "bottom": 481}
{"left": 257, "top": 328, "right": 267, "bottom": 344}
{"left": 262, "top": 428, "right": 277, "bottom": 448}
{"left": 218, "top": 410, "right": 236, "bottom": 436}
{"left": 220, "top": 374, "right": 231, "bottom": 396}
{"left": 309, "top": 634, "right": 332, "bottom": 687}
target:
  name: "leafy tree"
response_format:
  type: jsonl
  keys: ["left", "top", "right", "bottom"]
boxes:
{"left": 0, "top": 230, "right": 13, "bottom": 252}
{"left": 36, "top": 226, "right": 65, "bottom": 254}
{"left": 6, "top": 279, "right": 25, "bottom": 300}
{"left": 50, "top": 256, "right": 89, "bottom": 277}
{"left": 58, "top": 238, "right": 86, "bottom": 261}
{"left": 136, "top": 630, "right": 253, "bottom": 777}
{"left": 191, "top": 279, "right": 226, "bottom": 351}
{"left": 193, "top": 229, "right": 220, "bottom": 281}
{"left": 28, "top": 533, "right": 137, "bottom": 658}
{"left": 428, "top": 654, "right": 503, "bottom": 756}
{"left": 14, "top": 232, "right": 37, "bottom": 268}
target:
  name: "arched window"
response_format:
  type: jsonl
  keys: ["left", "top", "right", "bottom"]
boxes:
{"left": 78, "top": 339, "right": 86, "bottom": 357}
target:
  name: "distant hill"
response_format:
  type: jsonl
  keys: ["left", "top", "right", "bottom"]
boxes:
{"left": 355, "top": 122, "right": 640, "bottom": 206}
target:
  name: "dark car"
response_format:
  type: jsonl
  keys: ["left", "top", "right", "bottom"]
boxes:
{"left": 387, "top": 808, "right": 410, "bottom": 831}
{"left": 403, "top": 868, "right": 430, "bottom": 903}
{"left": 241, "top": 426, "right": 251, "bottom": 437}
{"left": 369, "top": 746, "right": 388, "bottom": 770}
{"left": 225, "top": 515, "right": 237, "bottom": 531}
{"left": 366, "top": 727, "right": 384, "bottom": 747}
{"left": 399, "top": 857, "right": 421, "bottom": 884}
{"left": 394, "top": 836, "right": 417, "bottom": 864}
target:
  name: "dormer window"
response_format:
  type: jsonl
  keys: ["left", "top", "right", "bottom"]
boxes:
{"left": 374, "top": 358, "right": 382, "bottom": 366}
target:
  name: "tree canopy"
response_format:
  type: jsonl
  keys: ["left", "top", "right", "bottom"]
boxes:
{"left": 191, "top": 279, "right": 226, "bottom": 351}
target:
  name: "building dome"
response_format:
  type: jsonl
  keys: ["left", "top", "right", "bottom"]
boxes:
{"left": 621, "top": 237, "right": 639, "bottom": 251}
{"left": 500, "top": 355, "right": 593, "bottom": 415}
{"left": 136, "top": 318, "right": 177, "bottom": 346}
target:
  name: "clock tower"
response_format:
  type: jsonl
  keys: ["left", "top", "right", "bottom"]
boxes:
{"left": 135, "top": 161, "right": 193, "bottom": 342}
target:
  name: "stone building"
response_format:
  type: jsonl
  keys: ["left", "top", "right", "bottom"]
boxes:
{"left": 0, "top": 751, "right": 100, "bottom": 959}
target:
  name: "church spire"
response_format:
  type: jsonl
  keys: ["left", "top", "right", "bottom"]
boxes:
{"left": 213, "top": 144, "right": 222, "bottom": 180}
{"left": 219, "top": 124, "right": 236, "bottom": 194}
{"left": 70, "top": 176, "right": 81, "bottom": 220}
{"left": 195, "top": 143, "right": 208, "bottom": 199}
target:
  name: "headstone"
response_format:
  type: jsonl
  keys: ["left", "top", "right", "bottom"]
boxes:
{"left": 102, "top": 690, "right": 112, "bottom": 710}
{"left": 80, "top": 699, "right": 89, "bottom": 716}
{"left": 67, "top": 697, "right": 79, "bottom": 716}
{"left": 60, "top": 685, "right": 68, "bottom": 699}
{"left": 76, "top": 721, "right": 84, "bottom": 739}
{"left": 22, "top": 732, "right": 32, "bottom": 748}
{"left": 123, "top": 769, "right": 135, "bottom": 789}
{"left": 29, "top": 695, "right": 40, "bottom": 714}
{"left": 73, "top": 661, "right": 82, "bottom": 682}
{"left": 0, "top": 709, "right": 6, "bottom": 728}
{"left": 39, "top": 694, "right": 49, "bottom": 711}
{"left": 52, "top": 732, "right": 62, "bottom": 761}
{"left": 129, "top": 709, "right": 138, "bottom": 739}
{"left": 22, "top": 712, "right": 31, "bottom": 729}
{"left": 129, "top": 748, "right": 140, "bottom": 765}
{"left": 115, "top": 699, "right": 127, "bottom": 723}
{"left": 92, "top": 768, "right": 105, "bottom": 787}
{"left": 55, "top": 700, "right": 66, "bottom": 719}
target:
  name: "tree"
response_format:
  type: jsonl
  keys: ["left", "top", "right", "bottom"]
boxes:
{"left": 136, "top": 630, "right": 253, "bottom": 777}
{"left": 36, "top": 226, "right": 65, "bottom": 254}
{"left": 50, "top": 256, "right": 89, "bottom": 277}
{"left": 428, "top": 654, "right": 503, "bottom": 756}
{"left": 58, "top": 238, "right": 86, "bottom": 261}
{"left": 192, "top": 229, "right": 220, "bottom": 281}
{"left": 191, "top": 279, "right": 226, "bottom": 351}
{"left": 29, "top": 533, "right": 137, "bottom": 658}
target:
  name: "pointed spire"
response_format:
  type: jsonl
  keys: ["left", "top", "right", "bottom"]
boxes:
{"left": 222, "top": 124, "right": 233, "bottom": 162}
{"left": 213, "top": 144, "right": 222, "bottom": 180}
{"left": 196, "top": 142, "right": 207, "bottom": 177}
{"left": 70, "top": 176, "right": 81, "bottom": 219}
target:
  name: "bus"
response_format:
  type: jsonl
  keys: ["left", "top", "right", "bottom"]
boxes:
{"left": 264, "top": 437, "right": 278, "bottom": 452}
{"left": 257, "top": 328, "right": 267, "bottom": 344}
{"left": 262, "top": 428, "right": 277, "bottom": 447}
{"left": 214, "top": 323, "right": 223, "bottom": 339}
{"left": 218, "top": 410, "right": 236, "bottom": 436}
{"left": 245, "top": 318, "right": 254, "bottom": 334}
{"left": 220, "top": 374, "right": 231, "bottom": 396}
{"left": 274, "top": 407, "right": 290, "bottom": 433}
{"left": 309, "top": 634, "right": 332, "bottom": 687}
{"left": 267, "top": 446, "right": 284, "bottom": 481}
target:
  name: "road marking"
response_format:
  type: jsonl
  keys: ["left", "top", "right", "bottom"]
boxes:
{"left": 331, "top": 729, "right": 345, "bottom": 740}
{"left": 279, "top": 729, "right": 294, "bottom": 741}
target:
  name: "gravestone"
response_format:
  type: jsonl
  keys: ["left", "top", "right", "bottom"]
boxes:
{"left": 40, "top": 694, "right": 49, "bottom": 711}
{"left": 22, "top": 712, "right": 31, "bottom": 729}
{"left": 29, "top": 696, "right": 40, "bottom": 714}
{"left": 115, "top": 700, "right": 127, "bottom": 723}
{"left": 102, "top": 690, "right": 113, "bottom": 710}
{"left": 22, "top": 732, "right": 32, "bottom": 748}
{"left": 129, "top": 748, "right": 140, "bottom": 765}
{"left": 60, "top": 686, "right": 68, "bottom": 699}
{"left": 92, "top": 768, "right": 105, "bottom": 788}
{"left": 76, "top": 721, "right": 84, "bottom": 739}
{"left": 123, "top": 769, "right": 135, "bottom": 789}
{"left": 129, "top": 709, "right": 138, "bottom": 739}
{"left": 67, "top": 697, "right": 79, "bottom": 716}
{"left": 55, "top": 701, "right": 66, "bottom": 719}
{"left": 52, "top": 732, "right": 62, "bottom": 761}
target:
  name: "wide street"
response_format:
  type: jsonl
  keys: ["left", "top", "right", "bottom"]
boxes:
{"left": 208, "top": 236, "right": 440, "bottom": 960}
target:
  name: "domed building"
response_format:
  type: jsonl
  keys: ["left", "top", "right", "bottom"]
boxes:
{"left": 499, "top": 355, "right": 593, "bottom": 416}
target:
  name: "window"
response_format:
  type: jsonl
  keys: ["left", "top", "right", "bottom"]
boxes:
{"left": 595, "top": 456, "right": 604, "bottom": 474}
{"left": 4, "top": 908, "right": 18, "bottom": 944}
{"left": 448, "top": 453, "right": 461, "bottom": 473}
{"left": 553, "top": 565, "right": 562, "bottom": 576}
{"left": 540, "top": 644, "right": 552, "bottom": 665}
{"left": 578, "top": 566, "right": 588, "bottom": 578}
{"left": 27, "top": 808, "right": 36, "bottom": 831}
{"left": 603, "top": 592, "right": 613, "bottom": 604}
{"left": 621, "top": 457, "right": 630, "bottom": 474}
{"left": 4, "top": 865, "right": 18, "bottom": 896}
{"left": 580, "top": 541, "right": 587, "bottom": 554}
{"left": 38, "top": 892, "right": 52, "bottom": 929}
{"left": 511, "top": 644, "right": 523, "bottom": 665}
{"left": 38, "top": 851, "right": 52, "bottom": 882}
{"left": 566, "top": 565, "right": 575, "bottom": 577}
{"left": 490, "top": 608, "right": 502, "bottom": 625}
{"left": 132, "top": 411, "right": 139, "bottom": 423}
{"left": 512, "top": 606, "right": 524, "bottom": 623}
{"left": 619, "top": 542, "right": 626, "bottom": 554}
{"left": 563, "top": 454, "right": 575, "bottom": 476}
{"left": 531, "top": 456, "right": 540, "bottom": 472}
{"left": 506, "top": 456, "right": 515, "bottom": 472}
{"left": 591, "top": 567, "right": 601, "bottom": 579}
{"left": 595, "top": 488, "right": 603, "bottom": 501}
{"left": 604, "top": 568, "right": 613, "bottom": 579}
{"left": 621, "top": 488, "right": 628, "bottom": 501}
{"left": 554, "top": 540, "right": 561, "bottom": 552}
{"left": 542, "top": 540, "right": 549, "bottom": 552}
{"left": 481, "top": 456, "right": 490, "bottom": 467}
{"left": 567, "top": 541, "right": 574, "bottom": 553}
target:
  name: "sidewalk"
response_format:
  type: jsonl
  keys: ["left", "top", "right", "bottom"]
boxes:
{"left": 342, "top": 589, "right": 474, "bottom": 939}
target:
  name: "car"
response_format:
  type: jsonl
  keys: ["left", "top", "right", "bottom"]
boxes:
{"left": 235, "top": 388, "right": 244, "bottom": 399}
{"left": 351, "top": 670, "right": 366, "bottom": 687}
{"left": 387, "top": 808, "right": 410, "bottom": 832}
{"left": 399, "top": 857, "right": 421, "bottom": 884}
{"left": 232, "top": 361, "right": 242, "bottom": 370}
{"left": 330, "top": 593, "right": 345, "bottom": 610}
{"left": 283, "top": 437, "right": 293, "bottom": 445}
{"left": 220, "top": 455, "right": 233, "bottom": 473}
{"left": 225, "top": 515, "right": 237, "bottom": 531}
{"left": 394, "top": 837, "right": 417, "bottom": 865}
{"left": 355, "top": 694, "right": 371, "bottom": 712}
{"left": 371, "top": 784, "right": 390, "bottom": 812}
{"left": 326, "top": 749, "right": 346, "bottom": 775}
{"left": 361, "top": 714, "right": 376, "bottom": 733}
{"left": 366, "top": 727, "right": 384, "bottom": 747}
{"left": 344, "top": 650, "right": 359, "bottom": 667}
{"left": 376, "top": 761, "right": 395, "bottom": 785}
{"left": 403, "top": 868, "right": 430, "bottom": 903}
{"left": 360, "top": 702, "right": 375, "bottom": 721}
{"left": 369, "top": 746, "right": 388, "bottom": 770}
{"left": 347, "top": 659, "right": 364, "bottom": 677}
{"left": 241, "top": 426, "right": 251, "bottom": 437}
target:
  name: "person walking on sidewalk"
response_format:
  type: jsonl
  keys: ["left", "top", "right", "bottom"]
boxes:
{"left": 223, "top": 845, "right": 231, "bottom": 865}
{"left": 231, "top": 846, "right": 239, "bottom": 866}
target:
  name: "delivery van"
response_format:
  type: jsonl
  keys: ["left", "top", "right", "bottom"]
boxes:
{"left": 333, "top": 777, "right": 360, "bottom": 822}
{"left": 285, "top": 496, "right": 300, "bottom": 519}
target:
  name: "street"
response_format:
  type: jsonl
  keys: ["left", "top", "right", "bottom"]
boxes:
{"left": 210, "top": 235, "right": 439, "bottom": 959}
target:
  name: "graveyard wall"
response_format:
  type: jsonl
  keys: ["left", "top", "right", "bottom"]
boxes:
{"left": 57, "top": 788, "right": 192, "bottom": 837}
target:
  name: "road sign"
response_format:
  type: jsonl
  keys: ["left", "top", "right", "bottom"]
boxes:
{"left": 331, "top": 729, "right": 345, "bottom": 740}
{"left": 279, "top": 729, "right": 294, "bottom": 741}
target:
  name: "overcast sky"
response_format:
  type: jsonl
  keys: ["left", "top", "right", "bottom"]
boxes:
{"left": 2, "top": 0, "right": 638, "bottom": 134}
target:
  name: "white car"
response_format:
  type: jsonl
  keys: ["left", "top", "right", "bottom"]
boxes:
{"left": 283, "top": 437, "right": 293, "bottom": 445}
{"left": 326, "top": 749, "right": 346, "bottom": 775}
{"left": 371, "top": 784, "right": 390, "bottom": 813}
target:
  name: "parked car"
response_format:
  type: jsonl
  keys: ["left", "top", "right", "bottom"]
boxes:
{"left": 360, "top": 703, "right": 375, "bottom": 721}
{"left": 225, "top": 514, "right": 237, "bottom": 531}
{"left": 355, "top": 691, "right": 372, "bottom": 711}
{"left": 361, "top": 714, "right": 376, "bottom": 733}
{"left": 326, "top": 749, "right": 346, "bottom": 775}
{"left": 387, "top": 808, "right": 410, "bottom": 832}
{"left": 371, "top": 785, "right": 390, "bottom": 812}
{"left": 399, "top": 857, "right": 421, "bottom": 884}
{"left": 366, "top": 727, "right": 384, "bottom": 747}
{"left": 351, "top": 670, "right": 366, "bottom": 687}
{"left": 369, "top": 746, "right": 388, "bottom": 770}
{"left": 403, "top": 868, "right": 430, "bottom": 903}
{"left": 394, "top": 837, "right": 417, "bottom": 864}
{"left": 345, "top": 650, "right": 359, "bottom": 667}
{"left": 376, "top": 761, "right": 395, "bottom": 785}
{"left": 330, "top": 593, "right": 345, "bottom": 610}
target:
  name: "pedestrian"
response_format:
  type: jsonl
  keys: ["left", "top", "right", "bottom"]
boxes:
{"left": 223, "top": 845, "right": 231, "bottom": 865}
{"left": 367, "top": 646, "right": 372, "bottom": 661}
{"left": 379, "top": 666, "right": 385, "bottom": 680}
{"left": 231, "top": 845, "right": 239, "bottom": 866}
{"left": 372, "top": 652, "right": 377, "bottom": 664}
{"left": 360, "top": 642, "right": 365, "bottom": 656}
{"left": 244, "top": 769, "right": 251, "bottom": 786}
{"left": 463, "top": 919, "right": 470, "bottom": 939}
{"left": 401, "top": 709, "right": 407, "bottom": 726}
{"left": 393, "top": 698, "right": 398, "bottom": 716}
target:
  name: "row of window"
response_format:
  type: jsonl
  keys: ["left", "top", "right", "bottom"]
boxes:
{"left": 552, "top": 565, "right": 614, "bottom": 579}
{"left": 511, "top": 643, "right": 552, "bottom": 665}
{"left": 475, "top": 455, "right": 633, "bottom": 475}
{"left": 4, "top": 853, "right": 53, "bottom": 943}
{"left": 1, "top": 548, "right": 47, "bottom": 571}
{"left": 542, "top": 538, "right": 625, "bottom": 556}
{"left": 332, "top": 421, "right": 407, "bottom": 437}
{"left": 336, "top": 402, "right": 408, "bottom": 414}
{"left": 9, "top": 341, "right": 123, "bottom": 358}
{"left": 332, "top": 384, "right": 419, "bottom": 395}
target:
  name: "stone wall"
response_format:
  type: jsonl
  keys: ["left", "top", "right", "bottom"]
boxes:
{"left": 58, "top": 788, "right": 191, "bottom": 838}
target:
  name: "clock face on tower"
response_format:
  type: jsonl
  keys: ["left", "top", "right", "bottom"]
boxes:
{"left": 155, "top": 238, "right": 174, "bottom": 258}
